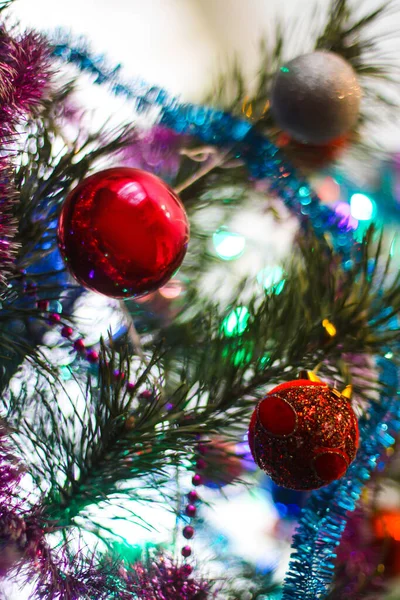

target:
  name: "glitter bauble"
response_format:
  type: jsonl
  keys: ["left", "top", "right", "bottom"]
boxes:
{"left": 248, "top": 380, "right": 359, "bottom": 490}
{"left": 58, "top": 167, "right": 189, "bottom": 298}
{"left": 270, "top": 51, "right": 362, "bottom": 145}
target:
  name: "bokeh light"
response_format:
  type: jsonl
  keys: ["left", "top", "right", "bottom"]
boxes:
{"left": 213, "top": 228, "right": 246, "bottom": 261}
{"left": 315, "top": 176, "right": 340, "bottom": 203}
{"left": 257, "top": 265, "right": 285, "bottom": 294}
{"left": 334, "top": 202, "right": 358, "bottom": 230}
{"left": 159, "top": 279, "right": 183, "bottom": 299}
{"left": 350, "top": 193, "right": 375, "bottom": 221}
{"left": 222, "top": 306, "right": 250, "bottom": 337}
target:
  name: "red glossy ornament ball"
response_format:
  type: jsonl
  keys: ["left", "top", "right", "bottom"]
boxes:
{"left": 58, "top": 167, "right": 189, "bottom": 298}
{"left": 248, "top": 379, "right": 359, "bottom": 490}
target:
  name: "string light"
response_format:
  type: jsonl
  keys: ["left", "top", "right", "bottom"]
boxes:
{"left": 159, "top": 279, "right": 183, "bottom": 299}
{"left": 350, "top": 193, "right": 375, "bottom": 221}
{"left": 222, "top": 306, "right": 249, "bottom": 337}
{"left": 315, "top": 176, "right": 340, "bottom": 203}
{"left": 257, "top": 266, "right": 285, "bottom": 294}
{"left": 322, "top": 318, "right": 337, "bottom": 337}
{"left": 213, "top": 228, "right": 246, "bottom": 261}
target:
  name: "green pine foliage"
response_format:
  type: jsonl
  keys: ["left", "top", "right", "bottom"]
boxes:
{"left": 0, "top": 0, "right": 399, "bottom": 597}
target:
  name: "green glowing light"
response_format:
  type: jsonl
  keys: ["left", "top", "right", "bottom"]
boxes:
{"left": 281, "top": 66, "right": 290, "bottom": 73}
{"left": 222, "top": 306, "right": 250, "bottom": 337}
{"left": 49, "top": 300, "right": 63, "bottom": 314}
{"left": 111, "top": 541, "right": 151, "bottom": 565}
{"left": 60, "top": 366, "right": 72, "bottom": 381}
{"left": 260, "top": 353, "right": 271, "bottom": 367}
{"left": 222, "top": 342, "right": 253, "bottom": 366}
{"left": 213, "top": 228, "right": 246, "bottom": 261}
{"left": 257, "top": 265, "right": 285, "bottom": 294}
{"left": 299, "top": 186, "right": 310, "bottom": 198}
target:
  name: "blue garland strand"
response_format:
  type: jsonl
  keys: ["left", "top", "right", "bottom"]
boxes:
{"left": 282, "top": 357, "right": 400, "bottom": 599}
{"left": 50, "top": 36, "right": 399, "bottom": 599}
{"left": 51, "top": 36, "right": 358, "bottom": 260}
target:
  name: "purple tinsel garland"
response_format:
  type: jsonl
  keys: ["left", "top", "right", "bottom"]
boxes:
{"left": 0, "top": 419, "right": 212, "bottom": 598}
{"left": 119, "top": 557, "right": 213, "bottom": 600}
{"left": 0, "top": 28, "right": 51, "bottom": 286}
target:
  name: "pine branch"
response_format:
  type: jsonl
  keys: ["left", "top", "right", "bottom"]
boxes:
{"left": 0, "top": 1, "right": 15, "bottom": 12}
{"left": 10, "top": 341, "right": 187, "bottom": 531}
{"left": 4, "top": 226, "right": 395, "bottom": 540}
{"left": 15, "top": 82, "right": 136, "bottom": 272}
{"left": 204, "top": 0, "right": 399, "bottom": 163}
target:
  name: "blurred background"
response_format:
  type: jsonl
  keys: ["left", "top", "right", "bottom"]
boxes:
{"left": 5, "top": 1, "right": 400, "bottom": 598}
{"left": 12, "top": 0, "right": 400, "bottom": 152}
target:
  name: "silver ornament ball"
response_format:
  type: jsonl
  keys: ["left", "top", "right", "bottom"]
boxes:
{"left": 270, "top": 51, "right": 362, "bottom": 145}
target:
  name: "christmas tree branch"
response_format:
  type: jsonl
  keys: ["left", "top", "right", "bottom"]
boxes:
{"left": 205, "top": 0, "right": 398, "bottom": 152}
{"left": 15, "top": 84, "right": 136, "bottom": 272}
{"left": 0, "top": 0, "right": 15, "bottom": 9}
{"left": 16, "top": 342, "right": 180, "bottom": 530}
{"left": 156, "top": 226, "right": 399, "bottom": 410}
{"left": 3, "top": 227, "right": 395, "bottom": 540}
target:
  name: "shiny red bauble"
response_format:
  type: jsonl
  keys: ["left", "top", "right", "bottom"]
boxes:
{"left": 58, "top": 168, "right": 189, "bottom": 298}
{"left": 248, "top": 380, "right": 359, "bottom": 490}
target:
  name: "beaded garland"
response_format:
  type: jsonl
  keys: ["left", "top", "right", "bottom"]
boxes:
{"left": 179, "top": 447, "right": 205, "bottom": 564}
{"left": 40, "top": 294, "right": 203, "bottom": 572}
{"left": 50, "top": 37, "right": 399, "bottom": 600}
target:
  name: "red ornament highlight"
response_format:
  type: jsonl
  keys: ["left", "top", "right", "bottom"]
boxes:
{"left": 58, "top": 167, "right": 189, "bottom": 298}
{"left": 248, "top": 379, "right": 359, "bottom": 490}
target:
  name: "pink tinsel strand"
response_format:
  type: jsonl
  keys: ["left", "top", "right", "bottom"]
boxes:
{"left": 0, "top": 30, "right": 51, "bottom": 126}
{"left": 0, "top": 28, "right": 51, "bottom": 285}
{"left": 0, "top": 422, "right": 21, "bottom": 492}
{"left": 119, "top": 556, "right": 214, "bottom": 600}
{"left": 32, "top": 550, "right": 122, "bottom": 600}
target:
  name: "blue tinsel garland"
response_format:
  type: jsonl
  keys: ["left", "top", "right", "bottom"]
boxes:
{"left": 51, "top": 37, "right": 399, "bottom": 600}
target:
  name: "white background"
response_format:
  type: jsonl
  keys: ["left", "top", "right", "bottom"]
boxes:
{"left": 11, "top": 0, "right": 400, "bottom": 124}
{"left": 12, "top": 0, "right": 400, "bottom": 150}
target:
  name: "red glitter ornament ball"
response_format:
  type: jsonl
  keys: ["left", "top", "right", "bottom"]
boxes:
{"left": 248, "top": 379, "right": 359, "bottom": 490}
{"left": 58, "top": 167, "right": 189, "bottom": 298}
